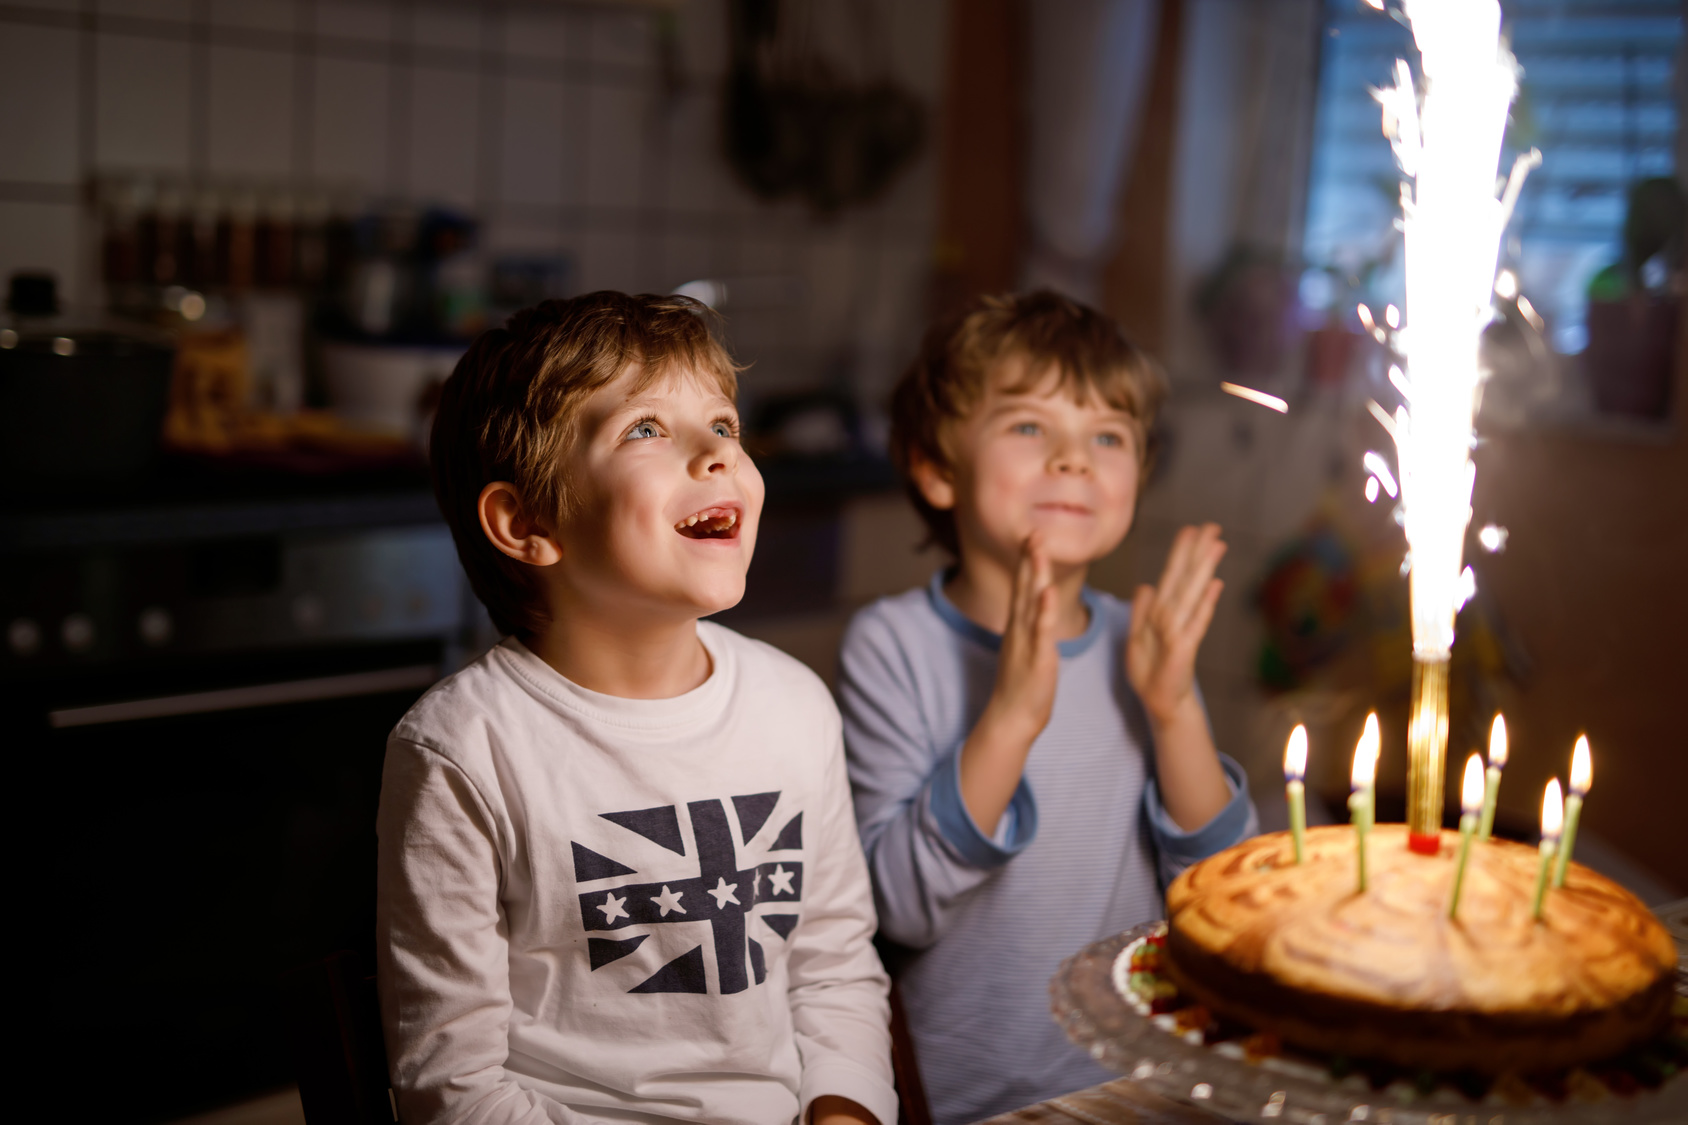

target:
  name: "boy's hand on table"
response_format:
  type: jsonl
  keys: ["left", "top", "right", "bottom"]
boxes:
{"left": 810, "top": 1095, "right": 880, "bottom": 1125}
{"left": 959, "top": 532, "right": 1059, "bottom": 836}
{"left": 1127, "top": 523, "right": 1225, "bottom": 726}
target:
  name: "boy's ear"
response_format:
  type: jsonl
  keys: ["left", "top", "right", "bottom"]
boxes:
{"left": 478, "top": 482, "right": 563, "bottom": 566}
{"left": 908, "top": 452, "right": 956, "bottom": 512}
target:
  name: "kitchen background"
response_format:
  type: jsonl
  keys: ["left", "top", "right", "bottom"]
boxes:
{"left": 0, "top": 1, "right": 1682, "bottom": 1123}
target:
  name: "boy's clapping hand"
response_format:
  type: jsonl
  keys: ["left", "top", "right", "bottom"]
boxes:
{"left": 989, "top": 531, "right": 1061, "bottom": 740}
{"left": 1127, "top": 523, "right": 1226, "bottom": 727}
{"left": 957, "top": 531, "right": 1060, "bottom": 835}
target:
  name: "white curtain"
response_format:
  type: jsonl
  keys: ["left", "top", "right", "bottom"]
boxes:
{"left": 1164, "top": 0, "right": 1323, "bottom": 378}
{"left": 1022, "top": 0, "right": 1163, "bottom": 304}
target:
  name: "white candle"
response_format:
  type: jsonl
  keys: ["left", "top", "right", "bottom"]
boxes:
{"left": 1350, "top": 713, "right": 1380, "bottom": 893}
{"left": 1448, "top": 753, "right": 1484, "bottom": 918}
{"left": 1477, "top": 713, "right": 1507, "bottom": 842}
{"left": 1285, "top": 725, "right": 1308, "bottom": 865}
{"left": 1532, "top": 778, "right": 1563, "bottom": 921}
{"left": 1553, "top": 735, "right": 1592, "bottom": 888}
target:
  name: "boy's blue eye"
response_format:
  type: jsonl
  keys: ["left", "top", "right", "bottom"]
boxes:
{"left": 627, "top": 422, "right": 659, "bottom": 440}
{"left": 1011, "top": 422, "right": 1040, "bottom": 436}
{"left": 711, "top": 421, "right": 736, "bottom": 439}
{"left": 1096, "top": 432, "right": 1123, "bottom": 447}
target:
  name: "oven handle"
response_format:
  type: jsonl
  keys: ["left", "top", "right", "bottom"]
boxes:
{"left": 47, "top": 664, "right": 440, "bottom": 729}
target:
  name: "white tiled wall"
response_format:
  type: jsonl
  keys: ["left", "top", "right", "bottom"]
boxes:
{"left": 0, "top": 0, "right": 944, "bottom": 404}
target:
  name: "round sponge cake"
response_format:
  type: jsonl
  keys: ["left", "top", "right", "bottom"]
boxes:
{"left": 1163, "top": 824, "right": 1676, "bottom": 1075}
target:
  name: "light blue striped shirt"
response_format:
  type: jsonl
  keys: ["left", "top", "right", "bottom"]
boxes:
{"left": 839, "top": 573, "right": 1257, "bottom": 1125}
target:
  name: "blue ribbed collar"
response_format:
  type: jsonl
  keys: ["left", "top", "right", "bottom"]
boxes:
{"left": 926, "top": 569, "right": 1105, "bottom": 658}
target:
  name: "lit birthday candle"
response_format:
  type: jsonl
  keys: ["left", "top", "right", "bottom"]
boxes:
{"left": 1477, "top": 713, "right": 1507, "bottom": 841}
{"left": 1448, "top": 753, "right": 1484, "bottom": 918}
{"left": 1553, "top": 735, "right": 1592, "bottom": 888}
{"left": 1350, "top": 713, "right": 1380, "bottom": 893}
{"left": 1532, "top": 778, "right": 1563, "bottom": 921}
{"left": 1285, "top": 725, "right": 1309, "bottom": 864}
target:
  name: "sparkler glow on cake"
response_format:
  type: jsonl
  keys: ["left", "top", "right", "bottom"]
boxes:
{"left": 1369, "top": 0, "right": 1538, "bottom": 848}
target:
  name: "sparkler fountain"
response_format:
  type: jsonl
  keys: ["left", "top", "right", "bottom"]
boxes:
{"left": 1369, "top": 0, "right": 1537, "bottom": 854}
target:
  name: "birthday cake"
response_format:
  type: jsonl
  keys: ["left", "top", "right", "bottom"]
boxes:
{"left": 1162, "top": 823, "right": 1677, "bottom": 1076}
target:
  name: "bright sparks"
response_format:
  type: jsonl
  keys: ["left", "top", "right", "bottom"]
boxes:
{"left": 1285, "top": 724, "right": 1308, "bottom": 782}
{"left": 1372, "top": 0, "right": 1527, "bottom": 663}
{"left": 1366, "top": 476, "right": 1381, "bottom": 503}
{"left": 1489, "top": 713, "right": 1508, "bottom": 769}
{"left": 1455, "top": 565, "right": 1476, "bottom": 611}
{"left": 1516, "top": 293, "right": 1543, "bottom": 330}
{"left": 1494, "top": 269, "right": 1518, "bottom": 299}
{"left": 1461, "top": 752, "right": 1485, "bottom": 814}
{"left": 1352, "top": 713, "right": 1381, "bottom": 790}
{"left": 1363, "top": 452, "right": 1400, "bottom": 498}
{"left": 1570, "top": 735, "right": 1592, "bottom": 796}
{"left": 1477, "top": 524, "right": 1508, "bottom": 552}
{"left": 1389, "top": 364, "right": 1413, "bottom": 401}
{"left": 1541, "top": 777, "right": 1564, "bottom": 842}
{"left": 1220, "top": 382, "right": 1288, "bottom": 413}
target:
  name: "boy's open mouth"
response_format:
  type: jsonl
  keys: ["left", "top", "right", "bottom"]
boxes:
{"left": 675, "top": 506, "right": 741, "bottom": 540}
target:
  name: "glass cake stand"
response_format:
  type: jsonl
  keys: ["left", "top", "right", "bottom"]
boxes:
{"left": 1048, "top": 906, "right": 1688, "bottom": 1125}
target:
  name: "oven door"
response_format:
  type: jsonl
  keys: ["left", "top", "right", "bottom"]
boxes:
{"left": 6, "top": 640, "right": 442, "bottom": 1122}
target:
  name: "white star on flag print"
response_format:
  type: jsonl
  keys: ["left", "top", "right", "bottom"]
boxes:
{"left": 573, "top": 793, "right": 806, "bottom": 994}
{"left": 651, "top": 885, "right": 686, "bottom": 916}
{"left": 708, "top": 877, "right": 740, "bottom": 909}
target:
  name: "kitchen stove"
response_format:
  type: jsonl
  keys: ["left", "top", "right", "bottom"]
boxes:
{"left": 1, "top": 471, "right": 482, "bottom": 1122}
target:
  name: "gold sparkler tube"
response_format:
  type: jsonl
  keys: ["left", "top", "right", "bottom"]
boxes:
{"left": 1406, "top": 656, "right": 1451, "bottom": 854}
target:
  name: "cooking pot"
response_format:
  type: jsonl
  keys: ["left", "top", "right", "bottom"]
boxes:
{"left": 0, "top": 273, "right": 175, "bottom": 497}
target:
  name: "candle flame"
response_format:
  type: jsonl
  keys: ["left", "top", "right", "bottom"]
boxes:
{"left": 1570, "top": 734, "right": 1592, "bottom": 796}
{"left": 1220, "top": 382, "right": 1289, "bottom": 413}
{"left": 1488, "top": 713, "right": 1508, "bottom": 769}
{"left": 1461, "top": 751, "right": 1485, "bottom": 814}
{"left": 1541, "top": 777, "right": 1563, "bottom": 841}
{"left": 1352, "top": 712, "right": 1381, "bottom": 790}
{"left": 1285, "top": 724, "right": 1308, "bottom": 782}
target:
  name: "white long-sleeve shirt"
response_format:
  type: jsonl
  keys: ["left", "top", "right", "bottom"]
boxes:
{"left": 376, "top": 625, "right": 897, "bottom": 1125}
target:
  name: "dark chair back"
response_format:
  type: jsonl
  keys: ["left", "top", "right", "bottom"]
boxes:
{"left": 280, "top": 951, "right": 396, "bottom": 1125}
{"left": 889, "top": 980, "right": 933, "bottom": 1125}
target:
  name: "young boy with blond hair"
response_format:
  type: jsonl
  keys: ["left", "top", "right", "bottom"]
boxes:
{"left": 840, "top": 291, "right": 1257, "bottom": 1124}
{"left": 377, "top": 292, "right": 896, "bottom": 1125}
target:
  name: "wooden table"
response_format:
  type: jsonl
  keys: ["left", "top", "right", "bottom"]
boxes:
{"left": 976, "top": 1078, "right": 1230, "bottom": 1124}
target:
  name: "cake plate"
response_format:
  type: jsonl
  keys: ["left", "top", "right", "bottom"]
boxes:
{"left": 1049, "top": 908, "right": 1688, "bottom": 1125}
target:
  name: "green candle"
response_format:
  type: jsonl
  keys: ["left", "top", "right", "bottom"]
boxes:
{"left": 1449, "top": 753, "right": 1484, "bottom": 918}
{"left": 1285, "top": 725, "right": 1308, "bottom": 864}
{"left": 1553, "top": 735, "right": 1591, "bottom": 888}
{"left": 1532, "top": 778, "right": 1563, "bottom": 921}
{"left": 1478, "top": 713, "right": 1507, "bottom": 841}
{"left": 1351, "top": 714, "right": 1379, "bottom": 893}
